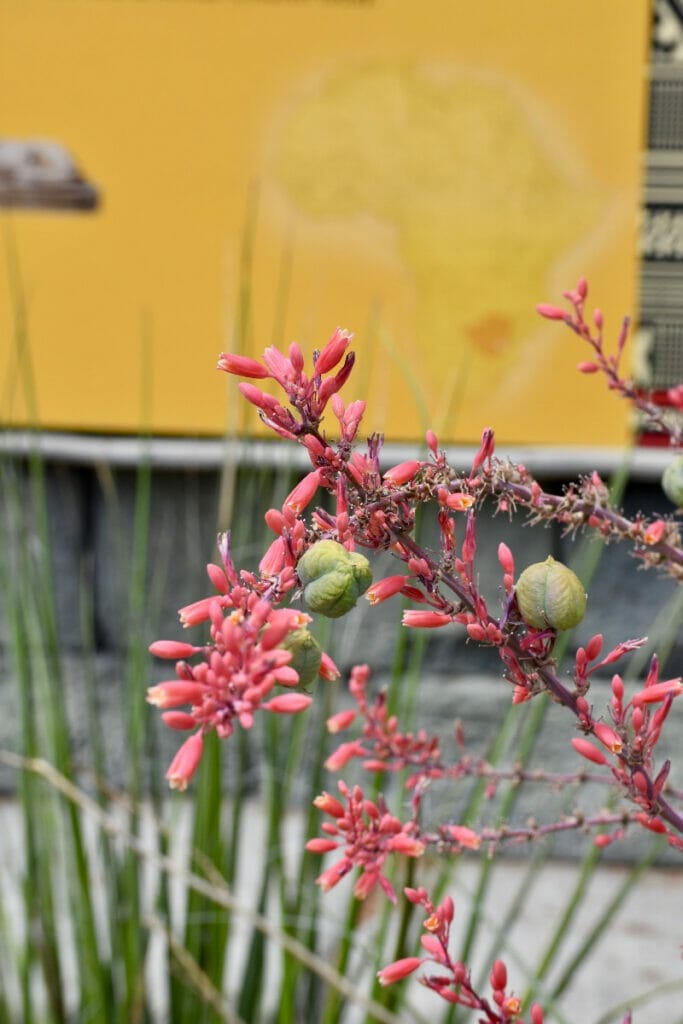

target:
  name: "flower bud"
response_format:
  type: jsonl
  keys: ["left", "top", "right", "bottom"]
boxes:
{"left": 297, "top": 540, "right": 372, "bottom": 618}
{"left": 279, "top": 627, "right": 323, "bottom": 689}
{"left": 662, "top": 454, "right": 683, "bottom": 509}
{"left": 515, "top": 556, "right": 586, "bottom": 631}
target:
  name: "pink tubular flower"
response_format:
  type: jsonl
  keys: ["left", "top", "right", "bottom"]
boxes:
{"left": 315, "top": 327, "right": 353, "bottom": 375}
{"left": 447, "top": 825, "right": 482, "bottom": 850}
{"left": 512, "top": 684, "right": 532, "bottom": 704}
{"left": 217, "top": 352, "right": 268, "bottom": 378}
{"left": 366, "top": 574, "right": 409, "bottom": 605}
{"left": 377, "top": 957, "right": 423, "bottom": 987}
{"left": 283, "top": 469, "right": 322, "bottom": 515}
{"left": 319, "top": 652, "right": 341, "bottom": 680}
{"left": 497, "top": 542, "right": 515, "bottom": 576}
{"left": 426, "top": 429, "right": 439, "bottom": 456}
{"left": 261, "top": 693, "right": 313, "bottom": 714}
{"left": 316, "top": 859, "right": 353, "bottom": 893}
{"left": 643, "top": 519, "right": 666, "bottom": 545}
{"left": 311, "top": 781, "right": 423, "bottom": 902}
{"left": 206, "top": 563, "right": 230, "bottom": 593}
{"left": 326, "top": 709, "right": 357, "bottom": 733}
{"left": 146, "top": 681, "right": 207, "bottom": 708}
{"left": 593, "top": 722, "right": 623, "bottom": 754}
{"left": 471, "top": 427, "right": 495, "bottom": 471}
{"left": 162, "top": 711, "right": 199, "bottom": 730}
{"left": 585, "top": 633, "right": 604, "bottom": 660}
{"left": 262, "top": 344, "right": 294, "bottom": 386}
{"left": 325, "top": 740, "right": 367, "bottom": 771}
{"left": 402, "top": 610, "right": 452, "bottom": 628}
{"left": 259, "top": 537, "right": 287, "bottom": 575}
{"left": 635, "top": 812, "right": 668, "bottom": 834}
{"left": 288, "top": 341, "right": 304, "bottom": 373}
{"left": 439, "top": 489, "right": 475, "bottom": 512}
{"left": 571, "top": 737, "right": 608, "bottom": 766}
{"left": 594, "top": 832, "right": 620, "bottom": 849}
{"left": 260, "top": 607, "right": 311, "bottom": 650}
{"left": 333, "top": 397, "right": 366, "bottom": 442}
{"left": 305, "top": 837, "right": 338, "bottom": 854}
{"left": 264, "top": 508, "right": 286, "bottom": 535}
{"left": 466, "top": 622, "right": 487, "bottom": 642}
{"left": 536, "top": 302, "right": 568, "bottom": 320}
{"left": 388, "top": 834, "right": 426, "bottom": 856}
{"left": 149, "top": 640, "right": 202, "bottom": 660}
{"left": 313, "top": 791, "right": 345, "bottom": 817}
{"left": 165, "top": 732, "right": 204, "bottom": 790}
{"left": 461, "top": 511, "right": 477, "bottom": 564}
{"left": 237, "top": 381, "right": 281, "bottom": 413}
{"left": 179, "top": 595, "right": 232, "bottom": 628}
{"left": 327, "top": 352, "right": 355, "bottom": 396}
{"left": 421, "top": 934, "right": 447, "bottom": 960}
{"left": 490, "top": 959, "right": 507, "bottom": 991}
{"left": 383, "top": 460, "right": 421, "bottom": 485}
{"left": 632, "top": 678, "right": 683, "bottom": 705}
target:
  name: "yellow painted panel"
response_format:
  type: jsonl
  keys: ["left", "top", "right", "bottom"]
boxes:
{"left": 0, "top": 0, "right": 650, "bottom": 444}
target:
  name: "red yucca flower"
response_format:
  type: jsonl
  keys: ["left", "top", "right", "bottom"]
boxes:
{"left": 148, "top": 553, "right": 334, "bottom": 788}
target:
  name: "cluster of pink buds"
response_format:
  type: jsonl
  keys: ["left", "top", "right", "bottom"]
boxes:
{"left": 218, "top": 327, "right": 356, "bottom": 439}
{"left": 571, "top": 654, "right": 683, "bottom": 845}
{"left": 306, "top": 780, "right": 425, "bottom": 902}
{"left": 377, "top": 887, "right": 544, "bottom": 1023}
{"left": 324, "top": 663, "right": 443, "bottom": 786}
{"left": 537, "top": 277, "right": 682, "bottom": 444}
{"left": 148, "top": 535, "right": 338, "bottom": 790}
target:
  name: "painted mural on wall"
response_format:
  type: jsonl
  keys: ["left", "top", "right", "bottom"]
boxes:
{"left": 0, "top": 1, "right": 649, "bottom": 445}
{"left": 266, "top": 62, "right": 608, "bottom": 438}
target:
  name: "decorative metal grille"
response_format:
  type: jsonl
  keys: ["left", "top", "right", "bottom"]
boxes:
{"left": 640, "top": 321, "right": 683, "bottom": 387}
{"left": 642, "top": 206, "right": 683, "bottom": 258}
{"left": 649, "top": 76, "right": 683, "bottom": 149}
{"left": 639, "top": 1, "right": 683, "bottom": 396}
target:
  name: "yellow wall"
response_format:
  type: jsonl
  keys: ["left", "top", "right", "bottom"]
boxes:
{"left": 0, "top": 0, "right": 650, "bottom": 445}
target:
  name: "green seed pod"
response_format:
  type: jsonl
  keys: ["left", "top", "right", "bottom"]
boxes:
{"left": 280, "top": 628, "right": 322, "bottom": 689}
{"left": 297, "top": 540, "right": 372, "bottom": 618}
{"left": 515, "top": 556, "right": 587, "bottom": 631}
{"left": 662, "top": 454, "right": 683, "bottom": 510}
{"left": 348, "top": 550, "right": 373, "bottom": 596}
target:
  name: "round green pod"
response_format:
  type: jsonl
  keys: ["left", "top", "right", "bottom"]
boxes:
{"left": 297, "top": 540, "right": 372, "bottom": 619}
{"left": 662, "top": 454, "right": 683, "bottom": 510}
{"left": 348, "top": 550, "right": 373, "bottom": 595}
{"left": 515, "top": 556, "right": 587, "bottom": 631}
{"left": 280, "top": 628, "right": 322, "bottom": 689}
{"left": 297, "top": 540, "right": 353, "bottom": 585}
